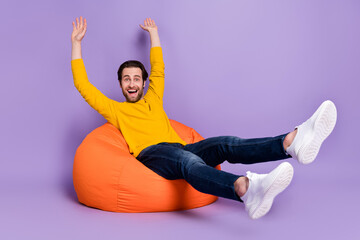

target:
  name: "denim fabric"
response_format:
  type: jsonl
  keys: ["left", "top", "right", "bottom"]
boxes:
{"left": 136, "top": 134, "right": 291, "bottom": 202}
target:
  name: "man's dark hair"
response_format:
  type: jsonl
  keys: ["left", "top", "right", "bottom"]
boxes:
{"left": 117, "top": 60, "right": 148, "bottom": 83}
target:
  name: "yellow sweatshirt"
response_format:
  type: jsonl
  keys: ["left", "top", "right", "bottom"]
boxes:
{"left": 72, "top": 47, "right": 186, "bottom": 157}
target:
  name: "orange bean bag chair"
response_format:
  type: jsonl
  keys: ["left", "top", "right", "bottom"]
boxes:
{"left": 73, "top": 119, "right": 220, "bottom": 212}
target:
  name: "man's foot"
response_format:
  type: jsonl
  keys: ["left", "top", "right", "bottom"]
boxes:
{"left": 241, "top": 162, "right": 294, "bottom": 220}
{"left": 286, "top": 100, "right": 337, "bottom": 164}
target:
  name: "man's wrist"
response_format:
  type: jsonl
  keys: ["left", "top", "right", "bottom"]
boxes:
{"left": 72, "top": 40, "right": 82, "bottom": 46}
{"left": 148, "top": 29, "right": 158, "bottom": 34}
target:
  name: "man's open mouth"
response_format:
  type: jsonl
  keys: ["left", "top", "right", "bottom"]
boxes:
{"left": 127, "top": 89, "right": 138, "bottom": 96}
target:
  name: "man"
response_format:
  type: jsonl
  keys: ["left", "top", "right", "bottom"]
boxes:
{"left": 71, "top": 17, "right": 337, "bottom": 219}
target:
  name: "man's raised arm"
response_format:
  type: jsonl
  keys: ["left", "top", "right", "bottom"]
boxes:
{"left": 71, "top": 17, "right": 118, "bottom": 127}
{"left": 140, "top": 18, "right": 164, "bottom": 100}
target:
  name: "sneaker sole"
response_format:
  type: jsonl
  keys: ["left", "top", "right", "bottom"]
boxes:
{"left": 297, "top": 100, "right": 337, "bottom": 164}
{"left": 250, "top": 162, "right": 294, "bottom": 220}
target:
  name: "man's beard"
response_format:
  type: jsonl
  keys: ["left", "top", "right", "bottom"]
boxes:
{"left": 124, "top": 88, "right": 144, "bottom": 103}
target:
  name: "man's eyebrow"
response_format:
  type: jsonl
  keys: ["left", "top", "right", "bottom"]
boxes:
{"left": 123, "top": 75, "right": 141, "bottom": 78}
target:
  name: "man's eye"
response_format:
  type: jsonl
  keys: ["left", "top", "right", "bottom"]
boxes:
{"left": 135, "top": 78, "right": 140, "bottom": 81}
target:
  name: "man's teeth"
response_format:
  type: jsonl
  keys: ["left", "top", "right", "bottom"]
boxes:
{"left": 128, "top": 90, "right": 137, "bottom": 93}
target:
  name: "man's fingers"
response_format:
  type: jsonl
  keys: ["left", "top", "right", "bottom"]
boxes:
{"left": 72, "top": 21, "right": 76, "bottom": 30}
{"left": 76, "top": 17, "right": 79, "bottom": 29}
{"left": 141, "top": 18, "right": 156, "bottom": 29}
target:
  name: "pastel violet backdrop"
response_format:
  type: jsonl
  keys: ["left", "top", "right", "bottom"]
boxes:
{"left": 1, "top": 0, "right": 359, "bottom": 239}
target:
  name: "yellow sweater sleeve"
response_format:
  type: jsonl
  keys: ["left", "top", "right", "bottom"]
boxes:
{"left": 145, "top": 47, "right": 165, "bottom": 100}
{"left": 71, "top": 59, "right": 119, "bottom": 128}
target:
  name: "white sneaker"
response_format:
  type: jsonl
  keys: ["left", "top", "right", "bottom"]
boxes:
{"left": 241, "top": 162, "right": 294, "bottom": 220}
{"left": 286, "top": 100, "right": 337, "bottom": 164}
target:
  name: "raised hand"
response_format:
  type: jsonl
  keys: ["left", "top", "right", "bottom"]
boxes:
{"left": 139, "top": 18, "right": 160, "bottom": 47}
{"left": 72, "top": 16, "right": 87, "bottom": 43}
{"left": 139, "top": 18, "right": 158, "bottom": 32}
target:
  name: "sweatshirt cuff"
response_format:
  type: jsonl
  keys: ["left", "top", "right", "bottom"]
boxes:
{"left": 150, "top": 47, "right": 163, "bottom": 64}
{"left": 71, "top": 58, "right": 83, "bottom": 64}
{"left": 71, "top": 58, "right": 84, "bottom": 70}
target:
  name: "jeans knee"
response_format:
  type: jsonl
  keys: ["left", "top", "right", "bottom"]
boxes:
{"left": 180, "top": 156, "right": 205, "bottom": 179}
{"left": 225, "top": 136, "right": 243, "bottom": 144}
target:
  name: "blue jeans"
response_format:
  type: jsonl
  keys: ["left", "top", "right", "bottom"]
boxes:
{"left": 136, "top": 134, "right": 291, "bottom": 202}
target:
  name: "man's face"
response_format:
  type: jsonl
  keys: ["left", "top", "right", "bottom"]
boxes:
{"left": 120, "top": 67, "right": 146, "bottom": 103}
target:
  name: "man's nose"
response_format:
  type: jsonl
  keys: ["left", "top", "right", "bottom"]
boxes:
{"left": 129, "top": 80, "right": 135, "bottom": 87}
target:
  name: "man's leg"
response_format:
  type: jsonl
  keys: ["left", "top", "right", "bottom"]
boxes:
{"left": 183, "top": 134, "right": 292, "bottom": 167}
{"left": 184, "top": 100, "right": 337, "bottom": 167}
{"left": 137, "top": 142, "right": 242, "bottom": 201}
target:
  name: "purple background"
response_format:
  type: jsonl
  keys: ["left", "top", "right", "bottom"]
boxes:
{"left": 1, "top": 0, "right": 359, "bottom": 239}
